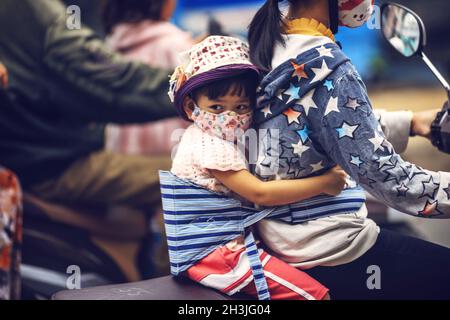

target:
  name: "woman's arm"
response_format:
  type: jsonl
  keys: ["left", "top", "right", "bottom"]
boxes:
{"left": 210, "top": 166, "right": 346, "bottom": 206}
{"left": 308, "top": 73, "right": 450, "bottom": 217}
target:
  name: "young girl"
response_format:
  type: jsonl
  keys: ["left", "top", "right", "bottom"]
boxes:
{"left": 247, "top": 0, "right": 450, "bottom": 299}
{"left": 167, "top": 36, "right": 350, "bottom": 300}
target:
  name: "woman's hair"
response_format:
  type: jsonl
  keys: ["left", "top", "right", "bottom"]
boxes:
{"left": 248, "top": 0, "right": 311, "bottom": 71}
{"left": 191, "top": 72, "right": 259, "bottom": 105}
{"left": 102, "top": 0, "right": 165, "bottom": 34}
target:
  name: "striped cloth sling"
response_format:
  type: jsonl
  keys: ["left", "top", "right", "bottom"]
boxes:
{"left": 159, "top": 171, "right": 366, "bottom": 300}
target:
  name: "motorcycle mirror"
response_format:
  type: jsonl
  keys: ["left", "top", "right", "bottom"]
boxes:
{"left": 381, "top": 2, "right": 450, "bottom": 99}
{"left": 381, "top": 3, "right": 424, "bottom": 58}
{"left": 381, "top": 3, "right": 450, "bottom": 155}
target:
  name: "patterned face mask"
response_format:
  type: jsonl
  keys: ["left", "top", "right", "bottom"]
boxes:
{"left": 191, "top": 105, "right": 253, "bottom": 141}
{"left": 339, "top": 0, "right": 375, "bottom": 28}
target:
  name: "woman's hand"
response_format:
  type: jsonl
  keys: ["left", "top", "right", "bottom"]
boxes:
{"left": 322, "top": 166, "right": 348, "bottom": 196}
{"left": 410, "top": 108, "right": 441, "bottom": 139}
{"left": 0, "top": 63, "right": 8, "bottom": 88}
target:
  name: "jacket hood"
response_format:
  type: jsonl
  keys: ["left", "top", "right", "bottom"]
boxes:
{"left": 254, "top": 43, "right": 350, "bottom": 125}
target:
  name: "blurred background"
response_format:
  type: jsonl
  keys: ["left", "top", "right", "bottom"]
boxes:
{"left": 70, "top": 0, "right": 450, "bottom": 246}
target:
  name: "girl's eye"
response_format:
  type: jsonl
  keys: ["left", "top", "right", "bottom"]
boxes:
{"left": 236, "top": 105, "right": 250, "bottom": 112}
{"left": 209, "top": 105, "right": 224, "bottom": 112}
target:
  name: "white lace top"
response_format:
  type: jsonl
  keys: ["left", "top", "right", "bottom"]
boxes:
{"left": 171, "top": 124, "right": 248, "bottom": 194}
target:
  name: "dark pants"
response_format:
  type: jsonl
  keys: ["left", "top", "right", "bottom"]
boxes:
{"left": 307, "top": 229, "right": 450, "bottom": 300}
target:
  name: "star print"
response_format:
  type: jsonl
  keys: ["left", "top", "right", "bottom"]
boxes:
{"left": 324, "top": 96, "right": 339, "bottom": 116}
{"left": 418, "top": 200, "right": 440, "bottom": 217}
{"left": 284, "top": 83, "right": 301, "bottom": 104}
{"left": 258, "top": 154, "right": 281, "bottom": 173}
{"left": 397, "top": 183, "right": 409, "bottom": 197}
{"left": 316, "top": 45, "right": 335, "bottom": 58}
{"left": 344, "top": 98, "right": 361, "bottom": 111}
{"left": 358, "top": 171, "right": 376, "bottom": 188}
{"left": 383, "top": 140, "right": 395, "bottom": 154}
{"left": 260, "top": 130, "right": 280, "bottom": 158}
{"left": 296, "top": 125, "right": 310, "bottom": 144}
{"left": 263, "top": 144, "right": 278, "bottom": 158}
{"left": 299, "top": 89, "right": 318, "bottom": 115}
{"left": 285, "top": 157, "right": 305, "bottom": 178}
{"left": 445, "top": 184, "right": 450, "bottom": 200}
{"left": 261, "top": 105, "right": 272, "bottom": 118}
{"left": 310, "top": 160, "right": 324, "bottom": 173}
{"left": 383, "top": 164, "right": 404, "bottom": 185}
{"left": 404, "top": 164, "right": 427, "bottom": 181}
{"left": 310, "top": 60, "right": 332, "bottom": 83}
{"left": 420, "top": 176, "right": 440, "bottom": 199}
{"left": 369, "top": 132, "right": 385, "bottom": 152}
{"left": 350, "top": 154, "right": 364, "bottom": 168}
{"left": 375, "top": 154, "right": 394, "bottom": 169}
{"left": 336, "top": 122, "right": 359, "bottom": 139}
{"left": 323, "top": 80, "right": 334, "bottom": 92}
{"left": 276, "top": 89, "right": 285, "bottom": 101}
{"left": 291, "top": 61, "right": 309, "bottom": 81}
{"left": 283, "top": 108, "right": 301, "bottom": 124}
{"left": 291, "top": 140, "right": 310, "bottom": 158}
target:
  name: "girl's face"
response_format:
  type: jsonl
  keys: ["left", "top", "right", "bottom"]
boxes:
{"left": 197, "top": 93, "right": 252, "bottom": 115}
{"left": 184, "top": 92, "right": 252, "bottom": 120}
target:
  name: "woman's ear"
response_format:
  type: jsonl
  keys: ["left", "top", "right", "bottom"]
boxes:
{"left": 182, "top": 96, "right": 196, "bottom": 120}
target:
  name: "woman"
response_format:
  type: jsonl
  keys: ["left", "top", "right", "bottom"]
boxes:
{"left": 247, "top": 0, "right": 450, "bottom": 299}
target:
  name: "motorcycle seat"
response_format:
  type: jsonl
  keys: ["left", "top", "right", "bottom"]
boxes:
{"left": 52, "top": 275, "right": 241, "bottom": 300}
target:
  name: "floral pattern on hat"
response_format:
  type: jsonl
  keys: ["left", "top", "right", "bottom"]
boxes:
{"left": 168, "top": 36, "right": 255, "bottom": 103}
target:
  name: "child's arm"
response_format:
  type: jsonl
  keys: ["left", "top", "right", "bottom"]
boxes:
{"left": 210, "top": 166, "right": 347, "bottom": 206}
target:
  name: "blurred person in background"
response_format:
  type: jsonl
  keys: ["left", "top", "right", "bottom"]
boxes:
{"left": 0, "top": 0, "right": 176, "bottom": 210}
{"left": 103, "top": 0, "right": 202, "bottom": 156}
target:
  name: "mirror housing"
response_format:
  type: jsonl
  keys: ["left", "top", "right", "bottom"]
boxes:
{"left": 381, "top": 2, "right": 427, "bottom": 58}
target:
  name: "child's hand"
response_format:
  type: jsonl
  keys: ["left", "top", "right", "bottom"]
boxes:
{"left": 322, "top": 166, "right": 347, "bottom": 196}
{"left": 0, "top": 63, "right": 8, "bottom": 88}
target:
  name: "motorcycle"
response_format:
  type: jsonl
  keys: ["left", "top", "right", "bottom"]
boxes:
{"left": 13, "top": 2, "right": 450, "bottom": 301}
{"left": 381, "top": 2, "right": 450, "bottom": 154}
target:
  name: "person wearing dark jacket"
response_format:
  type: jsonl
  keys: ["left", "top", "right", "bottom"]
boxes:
{"left": 0, "top": 0, "right": 176, "bottom": 207}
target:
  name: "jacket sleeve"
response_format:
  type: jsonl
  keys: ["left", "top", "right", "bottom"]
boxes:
{"left": 41, "top": 0, "right": 176, "bottom": 124}
{"left": 309, "top": 72, "right": 450, "bottom": 217}
{"left": 373, "top": 109, "right": 413, "bottom": 154}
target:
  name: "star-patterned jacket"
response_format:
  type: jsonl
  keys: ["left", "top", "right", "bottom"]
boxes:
{"left": 254, "top": 43, "right": 450, "bottom": 217}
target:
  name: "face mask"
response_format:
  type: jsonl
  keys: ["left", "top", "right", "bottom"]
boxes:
{"left": 338, "top": 0, "right": 375, "bottom": 28}
{"left": 191, "top": 105, "right": 253, "bottom": 141}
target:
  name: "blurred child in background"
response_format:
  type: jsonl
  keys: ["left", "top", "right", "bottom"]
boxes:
{"left": 103, "top": 0, "right": 194, "bottom": 156}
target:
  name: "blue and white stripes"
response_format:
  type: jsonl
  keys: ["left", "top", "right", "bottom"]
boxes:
{"left": 269, "top": 188, "right": 366, "bottom": 224}
{"left": 159, "top": 171, "right": 366, "bottom": 300}
{"left": 244, "top": 232, "right": 271, "bottom": 300}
